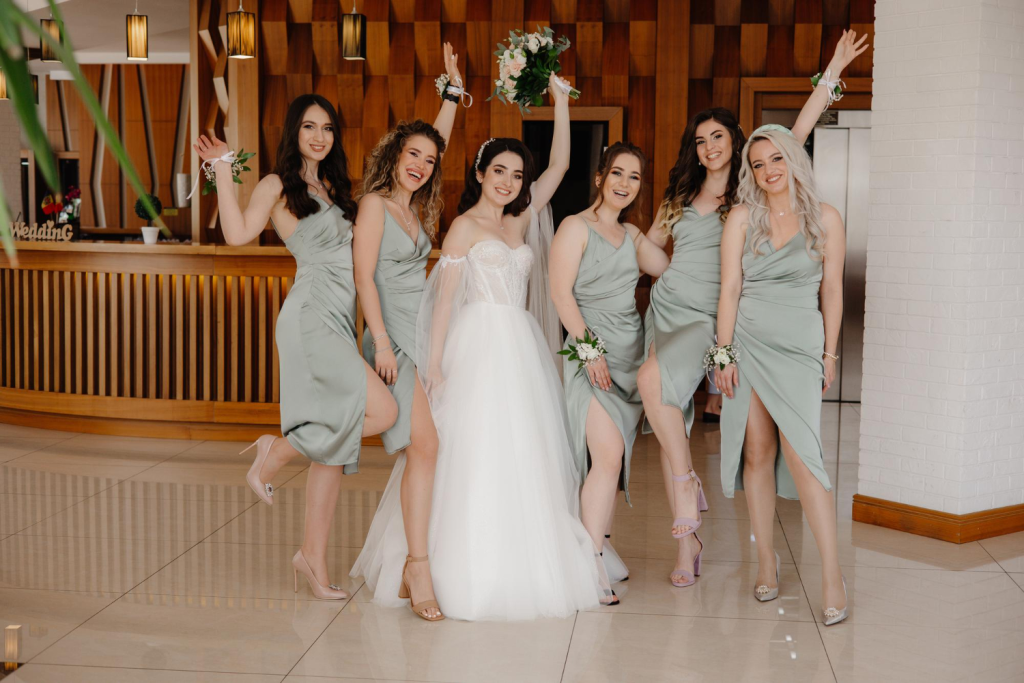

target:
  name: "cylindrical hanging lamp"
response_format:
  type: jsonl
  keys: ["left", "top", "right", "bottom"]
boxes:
{"left": 0, "top": 69, "right": 7, "bottom": 101}
{"left": 227, "top": 1, "right": 255, "bottom": 59}
{"left": 40, "top": 17, "right": 62, "bottom": 63}
{"left": 126, "top": 2, "right": 148, "bottom": 61}
{"left": 341, "top": 4, "right": 366, "bottom": 61}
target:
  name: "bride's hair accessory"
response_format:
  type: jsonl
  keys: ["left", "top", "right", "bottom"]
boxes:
{"left": 558, "top": 328, "right": 607, "bottom": 377}
{"left": 475, "top": 138, "right": 496, "bottom": 170}
{"left": 187, "top": 148, "right": 255, "bottom": 200}
{"left": 810, "top": 68, "right": 845, "bottom": 108}
{"left": 750, "top": 123, "right": 793, "bottom": 138}
{"left": 436, "top": 73, "right": 473, "bottom": 108}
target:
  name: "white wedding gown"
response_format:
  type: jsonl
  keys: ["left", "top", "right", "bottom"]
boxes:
{"left": 352, "top": 237, "right": 608, "bottom": 621}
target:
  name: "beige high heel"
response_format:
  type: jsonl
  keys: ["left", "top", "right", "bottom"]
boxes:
{"left": 398, "top": 555, "right": 445, "bottom": 621}
{"left": 292, "top": 549, "right": 348, "bottom": 600}
{"left": 241, "top": 435, "right": 276, "bottom": 505}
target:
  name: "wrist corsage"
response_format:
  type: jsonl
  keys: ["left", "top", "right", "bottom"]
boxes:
{"left": 558, "top": 329, "right": 607, "bottom": 377}
{"left": 187, "top": 148, "right": 255, "bottom": 200}
{"left": 810, "top": 68, "right": 845, "bottom": 108}
{"left": 704, "top": 342, "right": 739, "bottom": 373}
{"left": 436, "top": 73, "right": 472, "bottom": 107}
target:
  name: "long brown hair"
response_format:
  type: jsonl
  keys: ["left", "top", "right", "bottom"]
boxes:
{"left": 457, "top": 138, "right": 536, "bottom": 217}
{"left": 654, "top": 107, "right": 745, "bottom": 232}
{"left": 593, "top": 141, "right": 648, "bottom": 225}
{"left": 361, "top": 120, "right": 447, "bottom": 239}
{"left": 273, "top": 94, "right": 358, "bottom": 222}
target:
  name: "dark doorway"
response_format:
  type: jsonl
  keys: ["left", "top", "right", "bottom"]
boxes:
{"left": 523, "top": 120, "right": 608, "bottom": 229}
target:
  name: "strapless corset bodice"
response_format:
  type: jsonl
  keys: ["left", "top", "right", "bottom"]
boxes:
{"left": 465, "top": 240, "right": 534, "bottom": 308}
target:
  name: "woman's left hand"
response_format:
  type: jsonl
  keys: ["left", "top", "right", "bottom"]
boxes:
{"left": 443, "top": 42, "right": 463, "bottom": 87}
{"left": 586, "top": 356, "right": 612, "bottom": 392}
{"left": 823, "top": 356, "right": 837, "bottom": 395}
{"left": 829, "top": 29, "right": 869, "bottom": 74}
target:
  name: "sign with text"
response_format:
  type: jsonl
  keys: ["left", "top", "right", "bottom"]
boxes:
{"left": 11, "top": 221, "right": 74, "bottom": 242}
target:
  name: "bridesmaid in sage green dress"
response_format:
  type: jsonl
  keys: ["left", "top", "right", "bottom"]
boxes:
{"left": 550, "top": 143, "right": 668, "bottom": 588}
{"left": 194, "top": 94, "right": 399, "bottom": 602}
{"left": 715, "top": 124, "right": 849, "bottom": 625}
{"left": 350, "top": 45, "right": 462, "bottom": 622}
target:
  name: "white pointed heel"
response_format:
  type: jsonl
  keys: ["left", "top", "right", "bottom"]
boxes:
{"left": 241, "top": 434, "right": 277, "bottom": 505}
{"left": 822, "top": 576, "right": 848, "bottom": 626}
{"left": 754, "top": 551, "right": 781, "bottom": 602}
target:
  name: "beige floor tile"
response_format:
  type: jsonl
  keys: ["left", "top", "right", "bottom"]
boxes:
{"left": 277, "top": 466, "right": 393, "bottom": 494}
{"left": 0, "top": 493, "right": 84, "bottom": 535}
{"left": 0, "top": 535, "right": 190, "bottom": 592}
{"left": 979, "top": 530, "right": 1024, "bottom": 573}
{"left": 800, "top": 565, "right": 1024, "bottom": 630}
{"left": 206, "top": 498, "right": 374, "bottom": 547}
{"left": 820, "top": 623, "right": 1024, "bottom": 683}
{"left": 611, "top": 515, "right": 794, "bottom": 564}
{"left": 19, "top": 493, "right": 251, "bottom": 543}
{"left": 289, "top": 601, "right": 573, "bottom": 683}
{"left": 17, "top": 435, "right": 192, "bottom": 469}
{"left": 0, "top": 588, "right": 119, "bottom": 661}
{"left": 0, "top": 462, "right": 140, "bottom": 495}
{"left": 34, "top": 592, "right": 343, "bottom": 675}
{"left": 132, "top": 541, "right": 362, "bottom": 600}
{"left": 1010, "top": 573, "right": 1024, "bottom": 591}
{"left": 588, "top": 558, "right": 813, "bottom": 622}
{"left": 284, "top": 678, "right": 429, "bottom": 683}
{"left": 562, "top": 612, "right": 836, "bottom": 683}
{"left": 2, "top": 666, "right": 283, "bottom": 683}
{"left": 0, "top": 437, "right": 71, "bottom": 465}
{"left": 0, "top": 424, "right": 77, "bottom": 440}
{"left": 108, "top": 465, "right": 306, "bottom": 503}
{"left": 782, "top": 518, "right": 1005, "bottom": 572}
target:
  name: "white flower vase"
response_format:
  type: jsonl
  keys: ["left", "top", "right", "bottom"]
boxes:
{"left": 141, "top": 226, "right": 160, "bottom": 245}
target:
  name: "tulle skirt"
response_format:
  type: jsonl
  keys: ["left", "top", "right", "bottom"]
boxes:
{"left": 352, "top": 300, "right": 605, "bottom": 621}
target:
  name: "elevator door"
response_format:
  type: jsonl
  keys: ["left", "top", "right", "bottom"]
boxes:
{"left": 811, "top": 114, "right": 870, "bottom": 402}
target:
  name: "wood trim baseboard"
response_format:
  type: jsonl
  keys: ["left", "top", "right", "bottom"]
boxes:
{"left": 852, "top": 494, "right": 1024, "bottom": 544}
{"left": 0, "top": 406, "right": 384, "bottom": 447}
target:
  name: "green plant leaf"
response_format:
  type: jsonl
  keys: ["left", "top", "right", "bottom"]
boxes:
{"left": 0, "top": 39, "right": 59, "bottom": 194}
{"left": 0, "top": 170, "right": 17, "bottom": 266}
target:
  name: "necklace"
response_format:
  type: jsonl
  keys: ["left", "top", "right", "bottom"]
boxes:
{"left": 388, "top": 198, "right": 414, "bottom": 229}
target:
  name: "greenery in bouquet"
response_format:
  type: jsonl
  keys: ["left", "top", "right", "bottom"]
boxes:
{"left": 490, "top": 26, "right": 580, "bottom": 113}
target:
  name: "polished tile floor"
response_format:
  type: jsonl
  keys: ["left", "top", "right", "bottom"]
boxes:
{"left": 2, "top": 404, "right": 1023, "bottom": 682}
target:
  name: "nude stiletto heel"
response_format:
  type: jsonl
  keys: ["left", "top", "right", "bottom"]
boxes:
{"left": 822, "top": 576, "right": 848, "bottom": 626}
{"left": 292, "top": 549, "right": 348, "bottom": 600}
{"left": 241, "top": 434, "right": 277, "bottom": 505}
{"left": 754, "top": 551, "right": 781, "bottom": 602}
{"left": 399, "top": 555, "right": 444, "bottom": 621}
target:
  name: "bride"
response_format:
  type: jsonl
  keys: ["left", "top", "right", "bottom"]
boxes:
{"left": 414, "top": 136, "right": 611, "bottom": 620}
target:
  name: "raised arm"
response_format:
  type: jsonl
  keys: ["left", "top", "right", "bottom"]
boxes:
{"left": 195, "top": 134, "right": 285, "bottom": 244}
{"left": 432, "top": 43, "right": 462, "bottom": 151}
{"left": 713, "top": 205, "right": 749, "bottom": 399}
{"left": 819, "top": 203, "right": 846, "bottom": 394}
{"left": 791, "top": 30, "right": 869, "bottom": 144}
{"left": 627, "top": 223, "right": 670, "bottom": 277}
{"left": 529, "top": 71, "right": 571, "bottom": 211}
{"left": 353, "top": 193, "right": 396, "bottom": 385}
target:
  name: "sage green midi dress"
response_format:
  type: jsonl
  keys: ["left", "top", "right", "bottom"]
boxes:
{"left": 720, "top": 229, "right": 832, "bottom": 500}
{"left": 275, "top": 194, "right": 366, "bottom": 473}
{"left": 361, "top": 208, "right": 431, "bottom": 454}
{"left": 562, "top": 220, "right": 644, "bottom": 503}
{"left": 643, "top": 207, "right": 722, "bottom": 437}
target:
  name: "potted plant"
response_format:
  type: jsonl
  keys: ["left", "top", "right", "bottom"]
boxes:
{"left": 135, "top": 194, "right": 163, "bottom": 244}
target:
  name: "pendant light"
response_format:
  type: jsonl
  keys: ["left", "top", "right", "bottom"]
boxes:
{"left": 126, "top": 1, "right": 148, "bottom": 61}
{"left": 341, "top": 3, "right": 366, "bottom": 61}
{"left": 227, "top": 0, "right": 255, "bottom": 59}
{"left": 0, "top": 69, "right": 7, "bottom": 100}
{"left": 40, "top": 17, "right": 62, "bottom": 63}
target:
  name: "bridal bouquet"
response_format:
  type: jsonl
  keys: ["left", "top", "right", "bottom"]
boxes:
{"left": 490, "top": 26, "right": 580, "bottom": 113}
{"left": 559, "top": 329, "right": 607, "bottom": 377}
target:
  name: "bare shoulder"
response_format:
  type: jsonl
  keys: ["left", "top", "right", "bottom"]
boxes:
{"left": 623, "top": 222, "right": 642, "bottom": 239}
{"left": 722, "top": 204, "right": 750, "bottom": 234}
{"left": 358, "top": 192, "right": 385, "bottom": 209}
{"left": 440, "top": 215, "right": 478, "bottom": 255}
{"left": 558, "top": 214, "right": 589, "bottom": 238}
{"left": 256, "top": 173, "right": 284, "bottom": 198}
{"left": 820, "top": 202, "right": 843, "bottom": 228}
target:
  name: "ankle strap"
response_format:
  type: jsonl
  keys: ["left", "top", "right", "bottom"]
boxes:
{"left": 671, "top": 469, "right": 698, "bottom": 483}
{"left": 406, "top": 555, "right": 429, "bottom": 563}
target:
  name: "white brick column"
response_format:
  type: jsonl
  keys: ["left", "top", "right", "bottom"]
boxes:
{"left": 861, "top": 0, "right": 1024, "bottom": 516}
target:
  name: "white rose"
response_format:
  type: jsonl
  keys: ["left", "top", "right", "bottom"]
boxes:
{"left": 503, "top": 49, "right": 512, "bottom": 61}
{"left": 714, "top": 350, "right": 731, "bottom": 367}
{"left": 527, "top": 36, "right": 540, "bottom": 53}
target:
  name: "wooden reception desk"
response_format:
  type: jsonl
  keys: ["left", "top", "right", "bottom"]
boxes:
{"left": 0, "top": 242, "right": 438, "bottom": 440}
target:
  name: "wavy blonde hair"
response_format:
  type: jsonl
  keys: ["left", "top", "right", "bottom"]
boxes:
{"left": 361, "top": 120, "right": 446, "bottom": 239}
{"left": 737, "top": 127, "right": 825, "bottom": 260}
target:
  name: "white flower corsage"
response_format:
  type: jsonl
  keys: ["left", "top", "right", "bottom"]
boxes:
{"left": 704, "top": 342, "right": 739, "bottom": 373}
{"left": 559, "top": 329, "right": 607, "bottom": 377}
{"left": 435, "top": 73, "right": 450, "bottom": 98}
